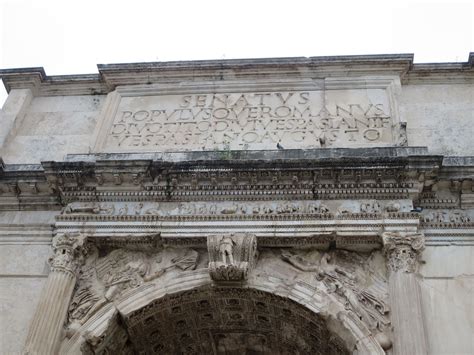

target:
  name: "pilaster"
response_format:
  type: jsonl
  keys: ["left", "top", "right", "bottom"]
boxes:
{"left": 24, "top": 233, "right": 87, "bottom": 355}
{"left": 381, "top": 231, "right": 428, "bottom": 355}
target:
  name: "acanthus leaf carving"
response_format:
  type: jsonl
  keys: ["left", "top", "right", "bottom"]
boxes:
{"left": 381, "top": 231, "right": 425, "bottom": 273}
{"left": 49, "top": 233, "right": 88, "bottom": 275}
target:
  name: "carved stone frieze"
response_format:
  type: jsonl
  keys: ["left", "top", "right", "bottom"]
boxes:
{"left": 207, "top": 233, "right": 257, "bottom": 282}
{"left": 63, "top": 203, "right": 115, "bottom": 215}
{"left": 421, "top": 209, "right": 473, "bottom": 227}
{"left": 381, "top": 231, "right": 425, "bottom": 273}
{"left": 48, "top": 233, "right": 88, "bottom": 275}
{"left": 58, "top": 199, "right": 412, "bottom": 220}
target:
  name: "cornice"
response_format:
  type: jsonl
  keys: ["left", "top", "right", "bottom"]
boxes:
{"left": 1, "top": 53, "right": 472, "bottom": 96}
{"left": 96, "top": 54, "right": 414, "bottom": 89}
{"left": 439, "top": 156, "right": 474, "bottom": 180}
{"left": 0, "top": 67, "right": 107, "bottom": 95}
{"left": 1, "top": 149, "right": 473, "bottom": 211}
{"left": 403, "top": 54, "right": 474, "bottom": 84}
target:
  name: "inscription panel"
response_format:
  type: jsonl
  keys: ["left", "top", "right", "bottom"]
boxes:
{"left": 95, "top": 84, "right": 399, "bottom": 152}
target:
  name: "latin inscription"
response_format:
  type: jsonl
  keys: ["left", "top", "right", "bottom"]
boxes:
{"left": 105, "top": 90, "right": 394, "bottom": 150}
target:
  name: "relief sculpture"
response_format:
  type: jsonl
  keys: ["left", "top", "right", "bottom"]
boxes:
{"left": 207, "top": 233, "right": 258, "bottom": 282}
{"left": 67, "top": 246, "right": 105, "bottom": 333}
{"left": 66, "top": 246, "right": 199, "bottom": 335}
{"left": 63, "top": 203, "right": 115, "bottom": 215}
{"left": 61, "top": 200, "right": 410, "bottom": 219}
{"left": 279, "top": 249, "right": 391, "bottom": 347}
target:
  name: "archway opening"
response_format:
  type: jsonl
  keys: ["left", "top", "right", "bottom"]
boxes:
{"left": 120, "top": 286, "right": 350, "bottom": 355}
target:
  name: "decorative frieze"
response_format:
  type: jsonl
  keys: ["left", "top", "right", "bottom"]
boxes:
{"left": 421, "top": 209, "right": 472, "bottom": 227}
{"left": 58, "top": 199, "right": 413, "bottom": 220}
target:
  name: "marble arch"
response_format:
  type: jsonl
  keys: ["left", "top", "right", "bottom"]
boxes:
{"left": 4, "top": 54, "right": 474, "bottom": 355}
{"left": 60, "top": 268, "right": 385, "bottom": 355}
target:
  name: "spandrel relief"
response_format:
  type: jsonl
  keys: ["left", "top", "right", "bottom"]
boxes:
{"left": 278, "top": 249, "right": 390, "bottom": 337}
{"left": 66, "top": 246, "right": 200, "bottom": 334}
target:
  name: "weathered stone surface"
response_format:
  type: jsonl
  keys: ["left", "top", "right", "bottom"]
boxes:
{"left": 0, "top": 278, "right": 47, "bottom": 354}
{"left": 420, "top": 277, "right": 474, "bottom": 355}
{"left": 400, "top": 84, "right": 474, "bottom": 156}
{"left": 419, "top": 246, "right": 474, "bottom": 354}
{"left": 0, "top": 54, "right": 473, "bottom": 354}
{"left": 93, "top": 85, "right": 399, "bottom": 153}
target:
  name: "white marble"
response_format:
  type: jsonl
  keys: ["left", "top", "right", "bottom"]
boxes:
{"left": 421, "top": 246, "right": 474, "bottom": 278}
{"left": 419, "top": 246, "right": 474, "bottom": 354}
{"left": 0, "top": 278, "right": 47, "bottom": 354}
{"left": 420, "top": 277, "right": 474, "bottom": 355}
{"left": 94, "top": 86, "right": 397, "bottom": 153}
{"left": 0, "top": 94, "right": 103, "bottom": 164}
{"left": 401, "top": 84, "right": 474, "bottom": 156}
{"left": 0, "top": 245, "right": 50, "bottom": 275}
{"left": 0, "top": 78, "right": 471, "bottom": 163}
{"left": 0, "top": 56, "right": 472, "bottom": 354}
{"left": 0, "top": 89, "right": 33, "bottom": 148}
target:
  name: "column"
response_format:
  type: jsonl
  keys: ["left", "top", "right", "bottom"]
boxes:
{"left": 24, "top": 233, "right": 87, "bottom": 355}
{"left": 381, "top": 231, "right": 428, "bottom": 355}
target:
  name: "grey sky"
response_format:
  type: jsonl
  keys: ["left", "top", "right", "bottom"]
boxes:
{"left": 1, "top": 0, "right": 473, "bottom": 105}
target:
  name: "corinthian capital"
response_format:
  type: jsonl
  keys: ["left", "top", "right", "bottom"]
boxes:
{"left": 381, "top": 231, "right": 425, "bottom": 273}
{"left": 48, "top": 233, "right": 88, "bottom": 275}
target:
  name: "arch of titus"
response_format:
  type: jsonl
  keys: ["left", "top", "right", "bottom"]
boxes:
{"left": 0, "top": 54, "right": 473, "bottom": 355}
